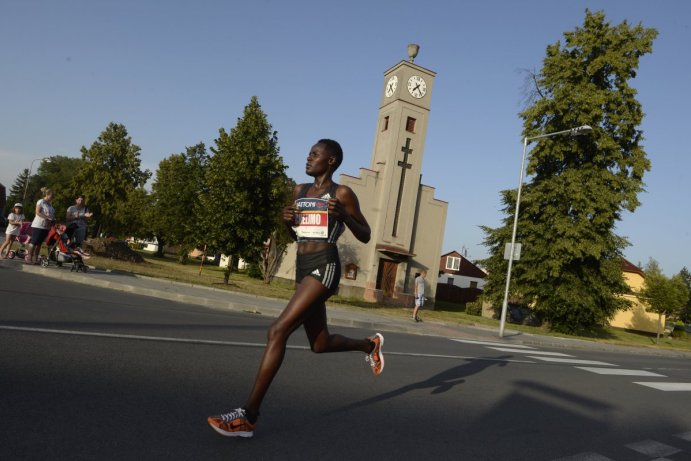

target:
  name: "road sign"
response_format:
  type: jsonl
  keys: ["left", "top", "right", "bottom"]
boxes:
{"left": 504, "top": 243, "right": 522, "bottom": 261}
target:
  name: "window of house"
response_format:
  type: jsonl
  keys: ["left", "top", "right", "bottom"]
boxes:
{"left": 382, "top": 116, "right": 389, "bottom": 131}
{"left": 446, "top": 256, "right": 460, "bottom": 271}
{"left": 405, "top": 116, "right": 416, "bottom": 133}
{"left": 470, "top": 281, "right": 478, "bottom": 289}
{"left": 447, "top": 277, "right": 454, "bottom": 285}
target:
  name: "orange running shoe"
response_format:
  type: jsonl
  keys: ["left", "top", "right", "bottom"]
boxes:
{"left": 207, "top": 408, "right": 256, "bottom": 438}
{"left": 366, "top": 333, "right": 385, "bottom": 375}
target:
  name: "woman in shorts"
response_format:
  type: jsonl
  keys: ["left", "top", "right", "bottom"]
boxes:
{"left": 208, "top": 139, "right": 385, "bottom": 438}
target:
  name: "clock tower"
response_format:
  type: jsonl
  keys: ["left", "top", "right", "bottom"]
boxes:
{"left": 273, "top": 45, "right": 447, "bottom": 306}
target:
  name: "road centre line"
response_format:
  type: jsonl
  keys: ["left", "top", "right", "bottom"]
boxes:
{"left": 0, "top": 325, "right": 535, "bottom": 363}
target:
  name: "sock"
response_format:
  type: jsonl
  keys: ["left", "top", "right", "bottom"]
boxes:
{"left": 243, "top": 407, "right": 259, "bottom": 424}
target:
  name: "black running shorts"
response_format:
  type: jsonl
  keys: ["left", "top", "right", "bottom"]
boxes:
{"left": 295, "top": 246, "right": 341, "bottom": 293}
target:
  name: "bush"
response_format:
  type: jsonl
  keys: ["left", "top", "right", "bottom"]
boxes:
{"left": 246, "top": 262, "right": 263, "bottom": 280}
{"left": 465, "top": 300, "right": 482, "bottom": 316}
{"left": 671, "top": 321, "right": 688, "bottom": 339}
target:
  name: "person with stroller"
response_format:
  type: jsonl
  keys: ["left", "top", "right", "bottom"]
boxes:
{"left": 66, "top": 194, "right": 93, "bottom": 246}
{"left": 26, "top": 187, "right": 55, "bottom": 264}
{"left": 1, "top": 203, "right": 25, "bottom": 258}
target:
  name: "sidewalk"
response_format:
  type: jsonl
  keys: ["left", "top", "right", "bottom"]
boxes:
{"left": 3, "top": 258, "right": 689, "bottom": 358}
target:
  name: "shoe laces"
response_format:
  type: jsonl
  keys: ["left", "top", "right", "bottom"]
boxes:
{"left": 219, "top": 408, "right": 246, "bottom": 422}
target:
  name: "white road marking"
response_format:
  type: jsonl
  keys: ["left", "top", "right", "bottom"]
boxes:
{"left": 488, "top": 347, "right": 573, "bottom": 357}
{"left": 0, "top": 325, "right": 535, "bottom": 363}
{"left": 634, "top": 382, "right": 691, "bottom": 391}
{"left": 675, "top": 431, "right": 691, "bottom": 441}
{"left": 528, "top": 356, "right": 617, "bottom": 366}
{"left": 576, "top": 367, "right": 666, "bottom": 377}
{"left": 450, "top": 339, "right": 535, "bottom": 349}
{"left": 552, "top": 452, "right": 615, "bottom": 461}
{"left": 625, "top": 439, "right": 681, "bottom": 457}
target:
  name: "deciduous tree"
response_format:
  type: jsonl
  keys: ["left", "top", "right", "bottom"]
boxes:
{"left": 480, "top": 10, "right": 657, "bottom": 334}
{"left": 72, "top": 123, "right": 151, "bottom": 237}
{"left": 199, "top": 97, "right": 288, "bottom": 283}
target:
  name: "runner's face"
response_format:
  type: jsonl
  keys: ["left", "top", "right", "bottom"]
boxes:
{"left": 305, "top": 143, "right": 333, "bottom": 176}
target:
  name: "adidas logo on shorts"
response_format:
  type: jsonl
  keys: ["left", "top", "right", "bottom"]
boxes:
{"left": 311, "top": 268, "right": 321, "bottom": 277}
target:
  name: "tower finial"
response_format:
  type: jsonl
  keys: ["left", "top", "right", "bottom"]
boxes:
{"left": 407, "top": 44, "right": 419, "bottom": 63}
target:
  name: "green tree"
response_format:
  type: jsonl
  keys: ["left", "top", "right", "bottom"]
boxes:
{"left": 259, "top": 177, "right": 295, "bottom": 284}
{"left": 640, "top": 268, "right": 690, "bottom": 341}
{"left": 151, "top": 143, "right": 209, "bottom": 262}
{"left": 72, "top": 123, "right": 151, "bottom": 237}
{"left": 678, "top": 266, "right": 691, "bottom": 323}
{"left": 199, "top": 96, "right": 288, "bottom": 283}
{"left": 480, "top": 10, "right": 657, "bottom": 334}
{"left": 32, "top": 156, "right": 85, "bottom": 219}
{"left": 4, "top": 170, "right": 29, "bottom": 215}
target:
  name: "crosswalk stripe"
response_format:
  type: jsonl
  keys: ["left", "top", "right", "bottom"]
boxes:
{"left": 450, "top": 339, "right": 535, "bottom": 349}
{"left": 634, "top": 382, "right": 691, "bottom": 391}
{"left": 576, "top": 367, "right": 666, "bottom": 377}
{"left": 488, "top": 347, "right": 573, "bottom": 356}
{"left": 625, "top": 439, "right": 681, "bottom": 457}
{"left": 676, "top": 431, "right": 691, "bottom": 441}
{"left": 528, "top": 356, "right": 617, "bottom": 366}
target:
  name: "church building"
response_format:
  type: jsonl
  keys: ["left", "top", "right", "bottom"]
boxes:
{"left": 274, "top": 45, "right": 448, "bottom": 306}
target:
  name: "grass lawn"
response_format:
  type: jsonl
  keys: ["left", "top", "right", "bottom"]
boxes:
{"left": 87, "top": 251, "right": 691, "bottom": 353}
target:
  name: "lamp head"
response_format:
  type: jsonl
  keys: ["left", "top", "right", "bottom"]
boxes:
{"left": 571, "top": 125, "right": 593, "bottom": 135}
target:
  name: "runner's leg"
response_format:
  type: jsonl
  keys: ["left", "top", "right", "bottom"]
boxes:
{"left": 303, "top": 300, "right": 372, "bottom": 354}
{"left": 243, "top": 276, "right": 331, "bottom": 414}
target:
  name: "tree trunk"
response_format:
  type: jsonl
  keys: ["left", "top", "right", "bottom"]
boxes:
{"left": 656, "top": 312, "right": 662, "bottom": 344}
{"left": 223, "top": 255, "right": 234, "bottom": 284}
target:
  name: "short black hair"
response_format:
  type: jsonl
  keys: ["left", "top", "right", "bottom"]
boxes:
{"left": 318, "top": 138, "right": 343, "bottom": 171}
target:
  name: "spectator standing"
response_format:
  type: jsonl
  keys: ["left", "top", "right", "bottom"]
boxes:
{"left": 1, "top": 203, "right": 25, "bottom": 258}
{"left": 26, "top": 187, "right": 55, "bottom": 264}
{"left": 66, "top": 195, "right": 93, "bottom": 245}
{"left": 413, "top": 270, "right": 427, "bottom": 322}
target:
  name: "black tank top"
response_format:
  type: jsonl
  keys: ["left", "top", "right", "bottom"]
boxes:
{"left": 294, "top": 183, "right": 345, "bottom": 243}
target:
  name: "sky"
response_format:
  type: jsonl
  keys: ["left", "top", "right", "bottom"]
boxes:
{"left": 1, "top": 0, "right": 689, "bottom": 276}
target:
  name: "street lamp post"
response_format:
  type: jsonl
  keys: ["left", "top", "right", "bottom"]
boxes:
{"left": 498, "top": 125, "right": 592, "bottom": 338}
{"left": 22, "top": 157, "right": 51, "bottom": 203}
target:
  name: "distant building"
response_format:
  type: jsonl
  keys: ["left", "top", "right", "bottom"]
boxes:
{"left": 435, "top": 250, "right": 487, "bottom": 305}
{"left": 610, "top": 259, "right": 664, "bottom": 334}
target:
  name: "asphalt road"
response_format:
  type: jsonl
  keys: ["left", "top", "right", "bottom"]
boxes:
{"left": 2, "top": 269, "right": 691, "bottom": 460}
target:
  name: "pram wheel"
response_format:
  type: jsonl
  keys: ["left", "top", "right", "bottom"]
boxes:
{"left": 7, "top": 250, "right": 15, "bottom": 259}
{"left": 40, "top": 258, "right": 49, "bottom": 268}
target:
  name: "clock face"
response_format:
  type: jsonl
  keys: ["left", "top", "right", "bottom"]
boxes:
{"left": 407, "top": 75, "right": 427, "bottom": 98}
{"left": 385, "top": 75, "right": 398, "bottom": 97}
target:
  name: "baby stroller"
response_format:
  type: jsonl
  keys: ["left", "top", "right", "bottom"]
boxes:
{"left": 7, "top": 222, "right": 32, "bottom": 260}
{"left": 41, "top": 223, "right": 89, "bottom": 272}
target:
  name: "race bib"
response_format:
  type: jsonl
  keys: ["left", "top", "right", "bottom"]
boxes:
{"left": 293, "top": 198, "right": 329, "bottom": 239}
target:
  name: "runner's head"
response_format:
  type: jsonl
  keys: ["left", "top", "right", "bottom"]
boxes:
{"left": 317, "top": 139, "right": 343, "bottom": 172}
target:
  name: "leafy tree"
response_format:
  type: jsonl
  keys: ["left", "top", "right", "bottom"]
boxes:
{"left": 199, "top": 96, "right": 289, "bottom": 283}
{"left": 678, "top": 266, "right": 691, "bottom": 323}
{"left": 72, "top": 123, "right": 151, "bottom": 237}
{"left": 480, "top": 10, "right": 657, "bottom": 334}
{"left": 32, "top": 156, "right": 85, "bottom": 219}
{"left": 4, "top": 169, "right": 29, "bottom": 215}
{"left": 640, "top": 269, "right": 690, "bottom": 341}
{"left": 151, "top": 143, "right": 209, "bottom": 262}
{"left": 259, "top": 177, "right": 296, "bottom": 284}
